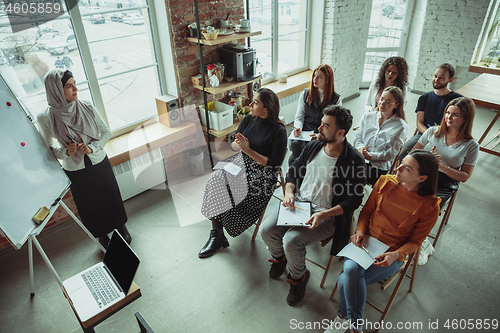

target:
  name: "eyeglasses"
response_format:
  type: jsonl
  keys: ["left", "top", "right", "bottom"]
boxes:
{"left": 378, "top": 99, "right": 397, "bottom": 106}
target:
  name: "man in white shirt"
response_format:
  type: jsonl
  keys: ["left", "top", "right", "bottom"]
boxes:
{"left": 261, "top": 105, "right": 366, "bottom": 306}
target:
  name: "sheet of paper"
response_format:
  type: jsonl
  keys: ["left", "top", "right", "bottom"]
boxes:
{"left": 276, "top": 201, "right": 311, "bottom": 226}
{"left": 213, "top": 162, "right": 241, "bottom": 176}
{"left": 288, "top": 130, "right": 315, "bottom": 142}
{"left": 336, "top": 236, "right": 390, "bottom": 270}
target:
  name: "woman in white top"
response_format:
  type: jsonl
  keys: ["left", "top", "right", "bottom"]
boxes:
{"left": 413, "top": 96, "right": 479, "bottom": 205}
{"left": 37, "top": 69, "right": 130, "bottom": 249}
{"left": 289, "top": 64, "right": 342, "bottom": 166}
{"left": 365, "top": 57, "right": 408, "bottom": 112}
{"left": 354, "top": 86, "right": 408, "bottom": 185}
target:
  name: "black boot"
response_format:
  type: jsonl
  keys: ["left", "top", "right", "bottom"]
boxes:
{"left": 98, "top": 235, "right": 110, "bottom": 250}
{"left": 117, "top": 225, "right": 132, "bottom": 245}
{"left": 198, "top": 228, "right": 229, "bottom": 258}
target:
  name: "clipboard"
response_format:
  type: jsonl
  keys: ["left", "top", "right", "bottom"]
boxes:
{"left": 276, "top": 201, "right": 312, "bottom": 226}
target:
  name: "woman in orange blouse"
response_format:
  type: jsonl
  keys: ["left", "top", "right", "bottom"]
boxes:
{"left": 325, "top": 150, "right": 440, "bottom": 333}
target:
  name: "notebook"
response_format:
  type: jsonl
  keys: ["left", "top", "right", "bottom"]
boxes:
{"left": 63, "top": 230, "right": 140, "bottom": 322}
{"left": 276, "top": 201, "right": 312, "bottom": 226}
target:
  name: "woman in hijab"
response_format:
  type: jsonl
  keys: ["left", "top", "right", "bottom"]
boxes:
{"left": 37, "top": 69, "right": 130, "bottom": 249}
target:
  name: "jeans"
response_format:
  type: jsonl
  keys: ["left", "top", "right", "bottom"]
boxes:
{"left": 260, "top": 205, "right": 335, "bottom": 279}
{"left": 338, "top": 258, "right": 404, "bottom": 331}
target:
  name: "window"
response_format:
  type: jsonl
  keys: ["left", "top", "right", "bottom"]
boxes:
{"left": 474, "top": 0, "right": 500, "bottom": 67}
{"left": 0, "top": 0, "right": 168, "bottom": 135}
{"left": 247, "top": 0, "right": 310, "bottom": 84}
{"left": 361, "top": 0, "right": 413, "bottom": 86}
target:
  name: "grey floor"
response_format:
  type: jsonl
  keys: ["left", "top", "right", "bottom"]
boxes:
{"left": 1, "top": 90, "right": 499, "bottom": 333}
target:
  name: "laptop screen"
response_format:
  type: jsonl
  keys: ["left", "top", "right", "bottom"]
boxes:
{"left": 104, "top": 230, "right": 140, "bottom": 294}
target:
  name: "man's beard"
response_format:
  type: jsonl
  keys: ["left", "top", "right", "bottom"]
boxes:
{"left": 433, "top": 81, "right": 447, "bottom": 89}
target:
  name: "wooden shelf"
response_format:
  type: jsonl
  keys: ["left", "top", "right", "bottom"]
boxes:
{"left": 187, "top": 31, "right": 262, "bottom": 45}
{"left": 212, "top": 146, "right": 239, "bottom": 161}
{"left": 202, "top": 120, "right": 240, "bottom": 138}
{"left": 193, "top": 75, "right": 262, "bottom": 95}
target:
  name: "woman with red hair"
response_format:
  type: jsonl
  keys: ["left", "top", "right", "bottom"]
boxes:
{"left": 289, "top": 64, "right": 342, "bottom": 166}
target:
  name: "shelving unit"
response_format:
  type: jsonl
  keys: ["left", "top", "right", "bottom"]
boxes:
{"left": 191, "top": 0, "right": 261, "bottom": 163}
{"left": 192, "top": 76, "right": 261, "bottom": 95}
{"left": 187, "top": 31, "right": 261, "bottom": 45}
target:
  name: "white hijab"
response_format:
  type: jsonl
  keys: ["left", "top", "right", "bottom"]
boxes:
{"left": 44, "top": 69, "right": 99, "bottom": 148}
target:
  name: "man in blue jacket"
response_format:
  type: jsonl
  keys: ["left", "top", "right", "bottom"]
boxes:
{"left": 261, "top": 105, "right": 366, "bottom": 306}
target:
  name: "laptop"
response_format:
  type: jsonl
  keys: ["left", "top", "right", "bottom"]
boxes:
{"left": 63, "top": 230, "right": 140, "bottom": 322}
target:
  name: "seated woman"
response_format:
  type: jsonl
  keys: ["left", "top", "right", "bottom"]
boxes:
{"left": 412, "top": 96, "right": 479, "bottom": 206}
{"left": 199, "top": 88, "right": 287, "bottom": 258}
{"left": 37, "top": 69, "right": 130, "bottom": 249}
{"left": 354, "top": 86, "right": 408, "bottom": 185}
{"left": 325, "top": 150, "right": 441, "bottom": 333}
{"left": 289, "top": 64, "right": 342, "bottom": 166}
{"left": 365, "top": 56, "right": 408, "bottom": 112}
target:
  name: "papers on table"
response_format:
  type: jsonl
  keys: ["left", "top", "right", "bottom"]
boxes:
{"left": 336, "top": 236, "right": 389, "bottom": 270}
{"left": 276, "top": 201, "right": 311, "bottom": 226}
{"left": 213, "top": 162, "right": 241, "bottom": 176}
{"left": 288, "top": 130, "right": 315, "bottom": 142}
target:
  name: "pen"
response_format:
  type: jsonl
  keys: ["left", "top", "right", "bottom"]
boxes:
{"left": 291, "top": 125, "right": 301, "bottom": 131}
{"left": 364, "top": 145, "right": 369, "bottom": 150}
{"left": 272, "top": 194, "right": 306, "bottom": 211}
{"left": 66, "top": 134, "right": 77, "bottom": 144}
{"left": 361, "top": 245, "right": 377, "bottom": 262}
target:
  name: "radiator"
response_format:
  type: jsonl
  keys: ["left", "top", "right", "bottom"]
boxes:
{"left": 112, "top": 148, "right": 166, "bottom": 201}
{"left": 278, "top": 91, "right": 301, "bottom": 124}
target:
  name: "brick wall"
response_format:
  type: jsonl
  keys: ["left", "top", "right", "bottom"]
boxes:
{"left": 321, "top": 0, "right": 371, "bottom": 100}
{"left": 406, "top": 0, "right": 490, "bottom": 93}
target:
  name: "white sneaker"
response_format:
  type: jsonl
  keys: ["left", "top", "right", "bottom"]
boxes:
{"left": 324, "top": 314, "right": 349, "bottom": 333}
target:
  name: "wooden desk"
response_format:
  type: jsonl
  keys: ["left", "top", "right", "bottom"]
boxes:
{"left": 456, "top": 73, "right": 500, "bottom": 157}
{"left": 62, "top": 282, "right": 141, "bottom": 333}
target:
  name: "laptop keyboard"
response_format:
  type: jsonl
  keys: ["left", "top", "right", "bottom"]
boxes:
{"left": 81, "top": 267, "right": 120, "bottom": 308}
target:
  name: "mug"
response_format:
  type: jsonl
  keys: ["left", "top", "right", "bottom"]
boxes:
{"left": 239, "top": 19, "right": 250, "bottom": 28}
{"left": 220, "top": 20, "right": 229, "bottom": 30}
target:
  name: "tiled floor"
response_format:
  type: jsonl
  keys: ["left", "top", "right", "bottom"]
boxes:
{"left": 1, "top": 89, "right": 499, "bottom": 333}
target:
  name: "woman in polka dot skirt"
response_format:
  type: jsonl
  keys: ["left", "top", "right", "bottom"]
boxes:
{"left": 199, "top": 88, "right": 288, "bottom": 258}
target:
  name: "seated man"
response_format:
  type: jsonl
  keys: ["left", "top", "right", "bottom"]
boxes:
{"left": 261, "top": 105, "right": 366, "bottom": 306}
{"left": 399, "top": 63, "right": 462, "bottom": 162}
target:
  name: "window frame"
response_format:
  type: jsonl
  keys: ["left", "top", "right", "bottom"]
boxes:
{"left": 0, "top": 0, "right": 174, "bottom": 138}
{"left": 249, "top": 0, "right": 312, "bottom": 85}
{"left": 360, "top": 0, "right": 415, "bottom": 88}
{"left": 472, "top": 0, "right": 500, "bottom": 66}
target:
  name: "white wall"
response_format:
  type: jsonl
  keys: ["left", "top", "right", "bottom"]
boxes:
{"left": 406, "top": 0, "right": 491, "bottom": 93}
{"left": 321, "top": 0, "right": 371, "bottom": 100}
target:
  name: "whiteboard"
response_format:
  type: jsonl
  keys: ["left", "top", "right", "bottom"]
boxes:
{"left": 0, "top": 74, "right": 71, "bottom": 250}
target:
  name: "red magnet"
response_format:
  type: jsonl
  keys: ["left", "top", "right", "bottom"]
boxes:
{"left": 21, "top": 142, "right": 25, "bottom": 146}
{"left": 7, "top": 102, "right": 11, "bottom": 106}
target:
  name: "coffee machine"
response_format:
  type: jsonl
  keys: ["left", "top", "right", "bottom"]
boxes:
{"left": 219, "top": 44, "right": 259, "bottom": 82}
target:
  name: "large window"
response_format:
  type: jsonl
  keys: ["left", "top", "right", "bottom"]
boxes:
{"left": 247, "top": 0, "right": 310, "bottom": 84}
{"left": 362, "top": 0, "right": 413, "bottom": 86}
{"left": 474, "top": 0, "right": 500, "bottom": 68}
{"left": 0, "top": 0, "right": 167, "bottom": 134}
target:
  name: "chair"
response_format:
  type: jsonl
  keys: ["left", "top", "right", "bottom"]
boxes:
{"left": 305, "top": 236, "right": 335, "bottom": 287}
{"left": 427, "top": 189, "right": 458, "bottom": 247}
{"left": 306, "top": 216, "right": 355, "bottom": 288}
{"left": 330, "top": 248, "right": 420, "bottom": 333}
{"left": 135, "top": 312, "right": 155, "bottom": 333}
{"left": 251, "top": 168, "right": 286, "bottom": 241}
